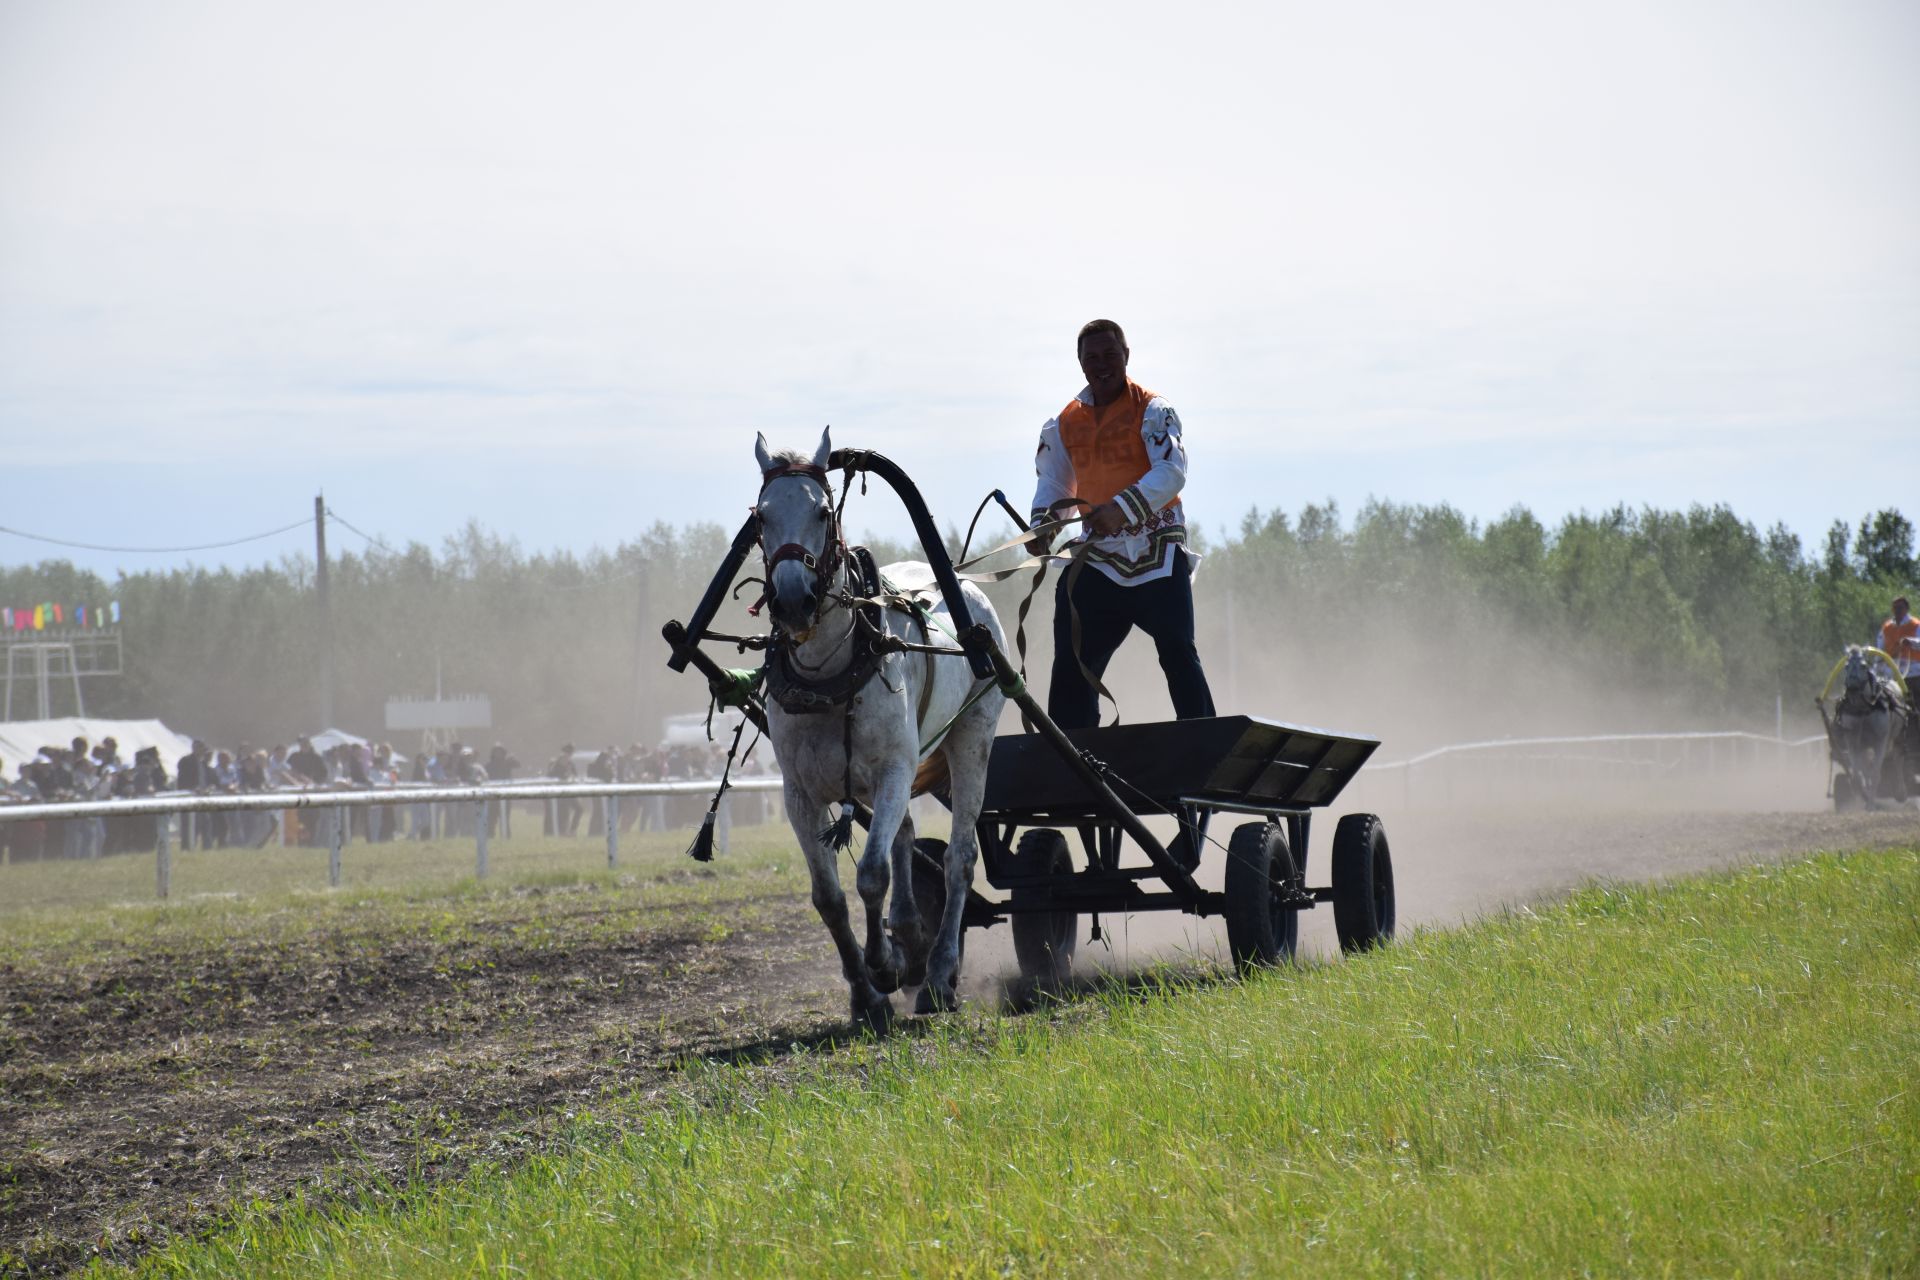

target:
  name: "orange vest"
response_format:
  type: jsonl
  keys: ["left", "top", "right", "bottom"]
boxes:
{"left": 1056, "top": 381, "right": 1179, "bottom": 512}
{"left": 1882, "top": 614, "right": 1919, "bottom": 661}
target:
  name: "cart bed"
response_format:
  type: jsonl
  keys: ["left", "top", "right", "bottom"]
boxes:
{"left": 978, "top": 714, "right": 1378, "bottom": 821}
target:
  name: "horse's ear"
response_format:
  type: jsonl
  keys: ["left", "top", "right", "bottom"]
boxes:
{"left": 754, "top": 433, "right": 774, "bottom": 475}
{"left": 812, "top": 426, "right": 832, "bottom": 471}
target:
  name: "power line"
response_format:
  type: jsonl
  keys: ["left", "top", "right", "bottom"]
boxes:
{"left": 324, "top": 507, "right": 397, "bottom": 554}
{"left": 0, "top": 516, "right": 314, "bottom": 555}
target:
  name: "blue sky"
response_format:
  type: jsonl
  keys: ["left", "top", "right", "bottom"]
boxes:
{"left": 2, "top": 0, "right": 1915, "bottom": 579}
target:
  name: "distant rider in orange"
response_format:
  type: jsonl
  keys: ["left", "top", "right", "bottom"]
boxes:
{"left": 1879, "top": 594, "right": 1920, "bottom": 700}
{"left": 1028, "top": 319, "right": 1216, "bottom": 735}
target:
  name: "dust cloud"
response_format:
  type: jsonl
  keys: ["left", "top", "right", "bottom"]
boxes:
{"left": 948, "top": 579, "right": 1919, "bottom": 984}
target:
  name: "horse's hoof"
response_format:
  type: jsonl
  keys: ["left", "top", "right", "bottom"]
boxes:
{"left": 891, "top": 927, "right": 930, "bottom": 987}
{"left": 915, "top": 982, "right": 959, "bottom": 1016}
{"left": 867, "top": 938, "right": 907, "bottom": 994}
{"left": 853, "top": 995, "right": 895, "bottom": 1035}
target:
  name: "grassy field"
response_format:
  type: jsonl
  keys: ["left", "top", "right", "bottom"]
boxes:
{"left": 0, "top": 823, "right": 811, "bottom": 929}
{"left": 101, "top": 845, "right": 1918, "bottom": 1278}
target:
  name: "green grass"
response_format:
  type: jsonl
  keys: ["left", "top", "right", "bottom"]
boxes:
{"left": 105, "top": 847, "right": 1920, "bottom": 1278}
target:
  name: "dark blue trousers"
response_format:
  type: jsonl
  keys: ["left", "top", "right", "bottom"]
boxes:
{"left": 1048, "top": 548, "right": 1216, "bottom": 731}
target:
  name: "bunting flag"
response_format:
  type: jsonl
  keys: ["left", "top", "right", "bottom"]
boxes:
{"left": 3, "top": 601, "right": 122, "bottom": 630}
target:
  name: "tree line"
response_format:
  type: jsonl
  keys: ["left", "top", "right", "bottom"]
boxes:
{"left": 2, "top": 503, "right": 1911, "bottom": 755}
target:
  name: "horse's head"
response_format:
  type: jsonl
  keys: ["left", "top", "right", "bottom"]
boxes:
{"left": 753, "top": 427, "right": 841, "bottom": 640}
{"left": 1843, "top": 646, "right": 1871, "bottom": 697}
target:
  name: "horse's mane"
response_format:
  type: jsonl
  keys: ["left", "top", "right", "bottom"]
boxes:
{"left": 766, "top": 447, "right": 817, "bottom": 469}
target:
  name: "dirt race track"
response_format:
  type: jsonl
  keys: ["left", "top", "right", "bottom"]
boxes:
{"left": 4, "top": 806, "right": 1918, "bottom": 1274}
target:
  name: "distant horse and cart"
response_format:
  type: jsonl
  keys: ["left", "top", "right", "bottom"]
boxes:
{"left": 1817, "top": 646, "right": 1919, "bottom": 811}
{"left": 662, "top": 433, "right": 1396, "bottom": 1029}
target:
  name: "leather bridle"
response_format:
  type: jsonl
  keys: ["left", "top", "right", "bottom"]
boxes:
{"left": 758, "top": 462, "right": 845, "bottom": 617}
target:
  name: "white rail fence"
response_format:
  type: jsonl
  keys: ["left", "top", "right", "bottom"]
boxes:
{"left": 1363, "top": 731, "right": 1831, "bottom": 807}
{"left": 0, "top": 778, "right": 785, "bottom": 899}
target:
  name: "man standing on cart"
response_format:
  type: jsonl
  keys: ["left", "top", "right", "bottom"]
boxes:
{"left": 1028, "top": 318, "right": 1217, "bottom": 733}
{"left": 1880, "top": 595, "right": 1920, "bottom": 700}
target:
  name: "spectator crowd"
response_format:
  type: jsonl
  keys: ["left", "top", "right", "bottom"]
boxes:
{"left": 1, "top": 732, "right": 776, "bottom": 865}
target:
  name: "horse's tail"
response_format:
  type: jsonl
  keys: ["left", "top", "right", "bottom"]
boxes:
{"left": 911, "top": 748, "right": 950, "bottom": 799}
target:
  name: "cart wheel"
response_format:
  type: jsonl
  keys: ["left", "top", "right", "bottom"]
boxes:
{"left": 1833, "top": 772, "right": 1862, "bottom": 812}
{"left": 1010, "top": 828, "right": 1077, "bottom": 984}
{"left": 1223, "top": 821, "right": 1300, "bottom": 971}
{"left": 904, "top": 837, "right": 961, "bottom": 988}
{"left": 1331, "top": 813, "right": 1395, "bottom": 954}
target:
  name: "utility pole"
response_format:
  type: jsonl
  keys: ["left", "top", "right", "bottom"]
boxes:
{"left": 315, "top": 493, "right": 335, "bottom": 729}
{"left": 634, "top": 559, "right": 650, "bottom": 744}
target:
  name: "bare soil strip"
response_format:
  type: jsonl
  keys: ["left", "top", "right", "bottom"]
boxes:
{"left": 0, "top": 887, "right": 844, "bottom": 1277}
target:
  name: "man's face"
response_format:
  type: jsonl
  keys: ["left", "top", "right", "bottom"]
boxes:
{"left": 1896, "top": 600, "right": 1911, "bottom": 621}
{"left": 1078, "top": 331, "right": 1129, "bottom": 397}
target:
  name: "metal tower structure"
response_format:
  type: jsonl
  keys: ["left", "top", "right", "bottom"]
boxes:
{"left": 2, "top": 626, "right": 123, "bottom": 720}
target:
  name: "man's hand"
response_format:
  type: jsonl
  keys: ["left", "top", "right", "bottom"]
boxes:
{"left": 1024, "top": 515, "right": 1055, "bottom": 558}
{"left": 1087, "top": 501, "right": 1128, "bottom": 537}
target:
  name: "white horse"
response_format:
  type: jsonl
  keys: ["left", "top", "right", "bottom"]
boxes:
{"left": 753, "top": 428, "right": 1006, "bottom": 1029}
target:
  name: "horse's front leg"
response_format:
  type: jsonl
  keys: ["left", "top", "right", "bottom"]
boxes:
{"left": 1867, "top": 717, "right": 1895, "bottom": 806}
{"left": 1858, "top": 722, "right": 1883, "bottom": 805}
{"left": 858, "top": 763, "right": 914, "bottom": 994}
{"left": 888, "top": 813, "right": 931, "bottom": 983}
{"left": 788, "top": 791, "right": 892, "bottom": 1032}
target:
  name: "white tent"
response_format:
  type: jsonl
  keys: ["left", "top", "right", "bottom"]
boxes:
{"left": 0, "top": 717, "right": 196, "bottom": 779}
{"left": 307, "top": 727, "right": 370, "bottom": 754}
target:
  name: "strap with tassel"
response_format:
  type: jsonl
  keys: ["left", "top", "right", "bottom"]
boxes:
{"left": 686, "top": 715, "right": 754, "bottom": 862}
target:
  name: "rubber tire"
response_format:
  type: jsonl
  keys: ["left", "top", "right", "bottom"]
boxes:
{"left": 1330, "top": 813, "right": 1395, "bottom": 954}
{"left": 904, "top": 837, "right": 961, "bottom": 987}
{"left": 1009, "top": 828, "right": 1077, "bottom": 984}
{"left": 1223, "top": 821, "right": 1300, "bottom": 971}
